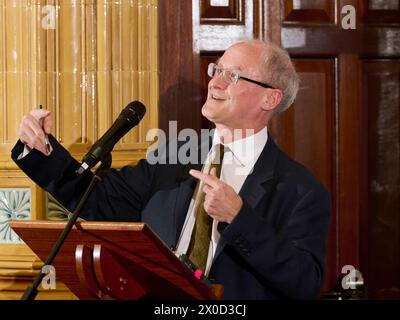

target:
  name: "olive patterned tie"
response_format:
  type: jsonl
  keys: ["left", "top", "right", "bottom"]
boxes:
{"left": 186, "top": 143, "right": 226, "bottom": 272}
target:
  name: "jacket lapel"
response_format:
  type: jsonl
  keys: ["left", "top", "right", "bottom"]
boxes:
{"left": 172, "top": 166, "right": 199, "bottom": 247}
{"left": 212, "top": 136, "right": 280, "bottom": 262}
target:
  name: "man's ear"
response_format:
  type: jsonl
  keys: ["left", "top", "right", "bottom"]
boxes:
{"left": 261, "top": 89, "right": 283, "bottom": 112}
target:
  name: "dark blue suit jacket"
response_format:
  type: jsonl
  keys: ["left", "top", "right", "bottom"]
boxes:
{"left": 11, "top": 134, "right": 331, "bottom": 299}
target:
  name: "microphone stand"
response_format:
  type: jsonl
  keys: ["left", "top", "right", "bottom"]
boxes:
{"left": 21, "top": 154, "right": 112, "bottom": 300}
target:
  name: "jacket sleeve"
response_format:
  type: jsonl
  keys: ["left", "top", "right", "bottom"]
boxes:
{"left": 221, "top": 185, "right": 331, "bottom": 299}
{"left": 11, "top": 135, "right": 155, "bottom": 221}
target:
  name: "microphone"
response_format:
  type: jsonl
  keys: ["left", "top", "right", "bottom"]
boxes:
{"left": 76, "top": 101, "right": 146, "bottom": 175}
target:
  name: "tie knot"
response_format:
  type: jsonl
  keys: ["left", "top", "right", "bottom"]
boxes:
{"left": 213, "top": 143, "right": 227, "bottom": 165}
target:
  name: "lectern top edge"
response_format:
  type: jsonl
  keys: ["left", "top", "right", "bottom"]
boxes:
{"left": 9, "top": 220, "right": 147, "bottom": 232}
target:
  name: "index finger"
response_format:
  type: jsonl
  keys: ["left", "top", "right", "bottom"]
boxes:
{"left": 189, "top": 169, "right": 220, "bottom": 188}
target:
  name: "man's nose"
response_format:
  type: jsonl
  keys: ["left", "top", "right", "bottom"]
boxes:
{"left": 209, "top": 73, "right": 228, "bottom": 90}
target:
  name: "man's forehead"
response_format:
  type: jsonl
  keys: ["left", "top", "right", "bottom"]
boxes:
{"left": 216, "top": 57, "right": 260, "bottom": 73}
{"left": 217, "top": 44, "right": 263, "bottom": 71}
{"left": 215, "top": 57, "right": 243, "bottom": 71}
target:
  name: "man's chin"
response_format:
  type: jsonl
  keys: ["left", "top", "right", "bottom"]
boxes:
{"left": 201, "top": 105, "right": 217, "bottom": 122}
{"left": 202, "top": 99, "right": 222, "bottom": 111}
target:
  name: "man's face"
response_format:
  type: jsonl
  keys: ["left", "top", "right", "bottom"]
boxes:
{"left": 202, "top": 43, "right": 269, "bottom": 131}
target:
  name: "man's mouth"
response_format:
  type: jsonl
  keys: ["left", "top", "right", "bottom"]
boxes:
{"left": 211, "top": 94, "right": 225, "bottom": 101}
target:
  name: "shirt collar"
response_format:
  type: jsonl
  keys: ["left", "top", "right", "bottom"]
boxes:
{"left": 212, "top": 127, "right": 268, "bottom": 167}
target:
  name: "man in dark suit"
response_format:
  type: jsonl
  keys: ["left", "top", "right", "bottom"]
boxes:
{"left": 12, "top": 40, "right": 331, "bottom": 299}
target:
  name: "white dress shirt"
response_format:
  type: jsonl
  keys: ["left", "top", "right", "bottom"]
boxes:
{"left": 175, "top": 127, "right": 268, "bottom": 275}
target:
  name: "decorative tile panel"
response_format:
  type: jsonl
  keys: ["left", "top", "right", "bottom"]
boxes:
{"left": 0, "top": 188, "right": 31, "bottom": 243}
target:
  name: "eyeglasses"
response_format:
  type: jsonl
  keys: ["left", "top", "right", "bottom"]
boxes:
{"left": 207, "top": 62, "right": 275, "bottom": 89}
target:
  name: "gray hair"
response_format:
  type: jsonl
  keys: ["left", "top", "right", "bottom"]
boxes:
{"left": 236, "top": 39, "right": 300, "bottom": 113}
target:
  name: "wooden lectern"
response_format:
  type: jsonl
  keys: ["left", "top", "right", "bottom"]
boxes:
{"left": 9, "top": 220, "right": 223, "bottom": 300}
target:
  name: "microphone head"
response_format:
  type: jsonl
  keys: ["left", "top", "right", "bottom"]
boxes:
{"left": 78, "top": 100, "right": 147, "bottom": 175}
{"left": 122, "top": 100, "right": 146, "bottom": 123}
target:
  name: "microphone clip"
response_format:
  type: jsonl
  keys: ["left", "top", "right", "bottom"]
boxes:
{"left": 76, "top": 153, "right": 112, "bottom": 176}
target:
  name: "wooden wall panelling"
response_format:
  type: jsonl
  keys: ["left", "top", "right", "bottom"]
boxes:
{"left": 359, "top": 0, "right": 400, "bottom": 299}
{"left": 284, "top": 0, "right": 336, "bottom": 23}
{"left": 361, "top": 60, "right": 400, "bottom": 299}
{"left": 272, "top": 0, "right": 367, "bottom": 294}
{"left": 267, "top": 0, "right": 343, "bottom": 293}
{"left": 158, "top": 0, "right": 202, "bottom": 134}
{"left": 280, "top": 0, "right": 400, "bottom": 297}
{"left": 272, "top": 59, "right": 338, "bottom": 293}
{"left": 362, "top": 0, "right": 400, "bottom": 24}
{"left": 337, "top": 52, "right": 363, "bottom": 281}
{"left": 201, "top": 0, "right": 245, "bottom": 24}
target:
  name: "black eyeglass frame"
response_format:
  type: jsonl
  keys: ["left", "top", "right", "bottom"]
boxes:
{"left": 207, "top": 62, "right": 275, "bottom": 89}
